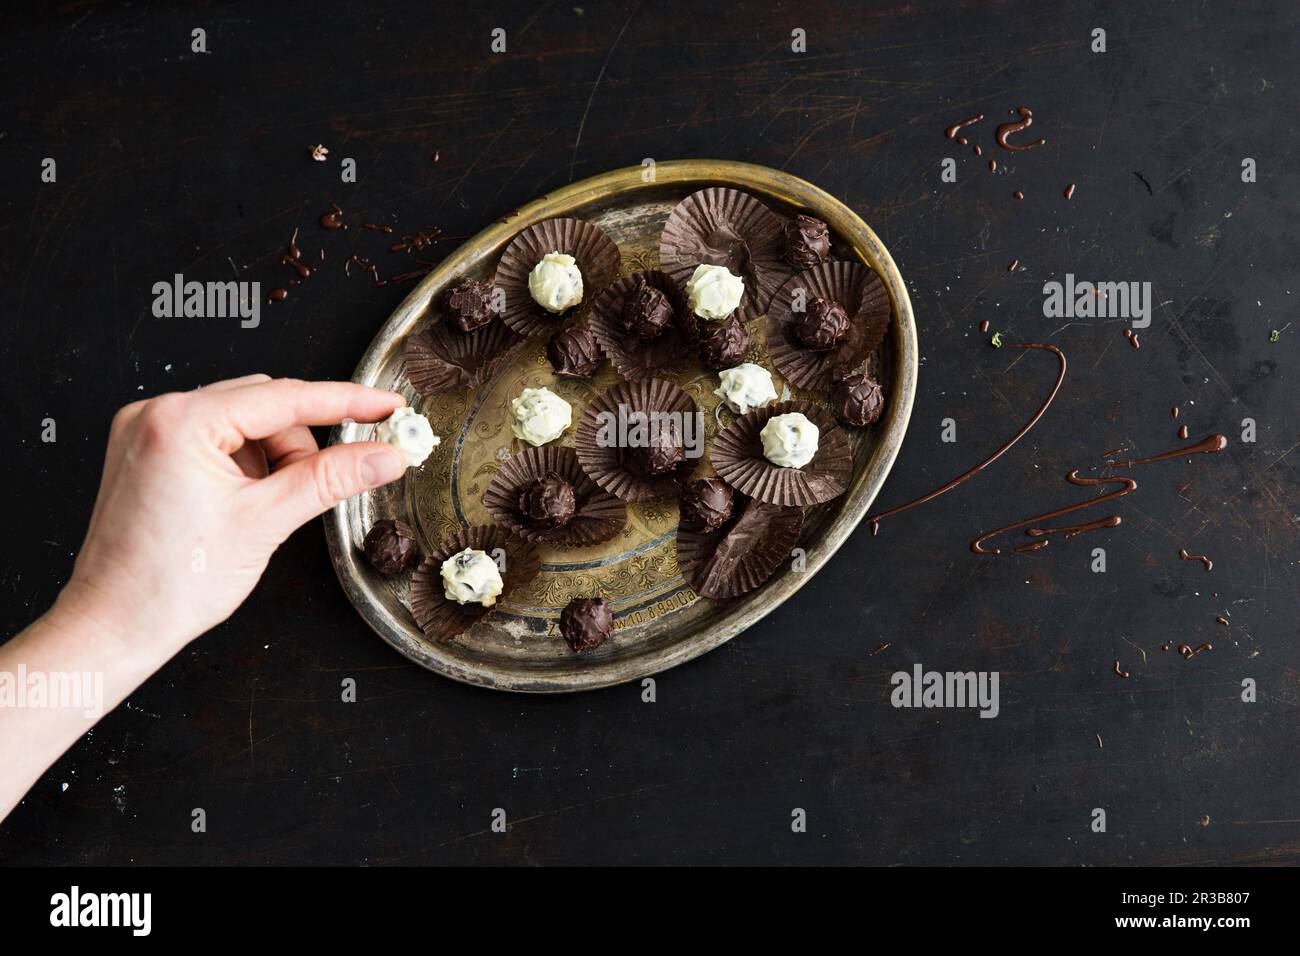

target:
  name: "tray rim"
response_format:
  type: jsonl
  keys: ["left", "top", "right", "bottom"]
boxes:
{"left": 323, "top": 159, "right": 918, "bottom": 693}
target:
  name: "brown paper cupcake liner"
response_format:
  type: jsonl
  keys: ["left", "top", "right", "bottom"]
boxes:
{"left": 676, "top": 497, "right": 804, "bottom": 599}
{"left": 766, "top": 261, "right": 891, "bottom": 391}
{"left": 709, "top": 400, "right": 852, "bottom": 506}
{"left": 494, "top": 217, "right": 621, "bottom": 339}
{"left": 409, "top": 525, "right": 540, "bottom": 641}
{"left": 482, "top": 445, "right": 626, "bottom": 546}
{"left": 575, "top": 378, "right": 701, "bottom": 501}
{"left": 404, "top": 317, "right": 523, "bottom": 396}
{"left": 587, "top": 270, "right": 691, "bottom": 381}
{"left": 659, "top": 187, "right": 790, "bottom": 322}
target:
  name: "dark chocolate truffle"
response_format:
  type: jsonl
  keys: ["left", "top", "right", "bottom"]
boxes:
{"left": 362, "top": 519, "right": 421, "bottom": 574}
{"left": 622, "top": 275, "right": 675, "bottom": 340}
{"left": 517, "top": 471, "right": 577, "bottom": 530}
{"left": 546, "top": 325, "right": 603, "bottom": 377}
{"left": 796, "top": 297, "right": 849, "bottom": 352}
{"left": 679, "top": 477, "right": 735, "bottom": 533}
{"left": 697, "top": 315, "right": 749, "bottom": 369}
{"left": 631, "top": 417, "right": 684, "bottom": 476}
{"left": 445, "top": 279, "right": 497, "bottom": 333}
{"left": 783, "top": 215, "right": 831, "bottom": 270}
{"left": 832, "top": 371, "right": 886, "bottom": 427}
{"left": 559, "top": 596, "right": 613, "bottom": 652}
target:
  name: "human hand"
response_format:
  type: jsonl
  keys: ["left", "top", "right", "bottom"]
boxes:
{"left": 57, "top": 374, "right": 407, "bottom": 657}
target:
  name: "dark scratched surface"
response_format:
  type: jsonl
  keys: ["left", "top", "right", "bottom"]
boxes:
{"left": 1, "top": 1, "right": 1296, "bottom": 865}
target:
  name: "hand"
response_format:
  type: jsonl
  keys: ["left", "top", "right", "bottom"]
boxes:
{"left": 57, "top": 374, "right": 407, "bottom": 655}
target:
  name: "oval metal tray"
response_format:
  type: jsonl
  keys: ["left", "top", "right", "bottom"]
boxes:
{"left": 324, "top": 160, "right": 917, "bottom": 692}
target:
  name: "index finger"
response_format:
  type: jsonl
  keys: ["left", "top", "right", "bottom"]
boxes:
{"left": 195, "top": 378, "right": 405, "bottom": 450}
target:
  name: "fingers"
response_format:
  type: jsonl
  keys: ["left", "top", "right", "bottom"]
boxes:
{"left": 261, "top": 426, "right": 319, "bottom": 470}
{"left": 201, "top": 372, "right": 272, "bottom": 393}
{"left": 195, "top": 379, "right": 404, "bottom": 452}
{"left": 247, "top": 442, "right": 406, "bottom": 540}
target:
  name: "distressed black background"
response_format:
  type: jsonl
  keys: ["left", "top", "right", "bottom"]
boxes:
{"left": 1, "top": 0, "right": 1296, "bottom": 865}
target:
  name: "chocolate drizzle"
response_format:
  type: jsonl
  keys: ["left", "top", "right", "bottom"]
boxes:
{"left": 1178, "top": 548, "right": 1213, "bottom": 571}
{"left": 975, "top": 434, "right": 1228, "bottom": 554}
{"left": 867, "top": 343, "right": 1066, "bottom": 535}
{"left": 1106, "top": 433, "right": 1227, "bottom": 469}
{"left": 867, "top": 340, "right": 1228, "bottom": 556}
{"left": 996, "top": 107, "right": 1046, "bottom": 151}
{"left": 944, "top": 114, "right": 984, "bottom": 140}
{"left": 973, "top": 473, "right": 1133, "bottom": 554}
{"left": 345, "top": 254, "right": 383, "bottom": 287}
{"left": 319, "top": 203, "right": 346, "bottom": 229}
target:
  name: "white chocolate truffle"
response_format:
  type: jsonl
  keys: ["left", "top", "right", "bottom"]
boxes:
{"left": 759, "top": 412, "right": 819, "bottom": 469}
{"left": 375, "top": 407, "right": 440, "bottom": 468}
{"left": 527, "top": 252, "right": 584, "bottom": 313}
{"left": 713, "top": 363, "right": 778, "bottom": 415}
{"left": 685, "top": 263, "right": 745, "bottom": 320}
{"left": 510, "top": 386, "right": 572, "bottom": 446}
{"left": 440, "top": 548, "right": 504, "bottom": 606}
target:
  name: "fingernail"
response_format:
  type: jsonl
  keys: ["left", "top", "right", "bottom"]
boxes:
{"left": 360, "top": 450, "right": 405, "bottom": 487}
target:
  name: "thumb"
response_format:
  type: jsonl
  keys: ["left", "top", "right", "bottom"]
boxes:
{"left": 249, "top": 442, "right": 406, "bottom": 540}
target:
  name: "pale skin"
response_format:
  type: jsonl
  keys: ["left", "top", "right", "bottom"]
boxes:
{"left": 0, "top": 375, "right": 408, "bottom": 823}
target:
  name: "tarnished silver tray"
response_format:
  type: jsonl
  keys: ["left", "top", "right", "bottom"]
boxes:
{"left": 324, "top": 160, "right": 917, "bottom": 692}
